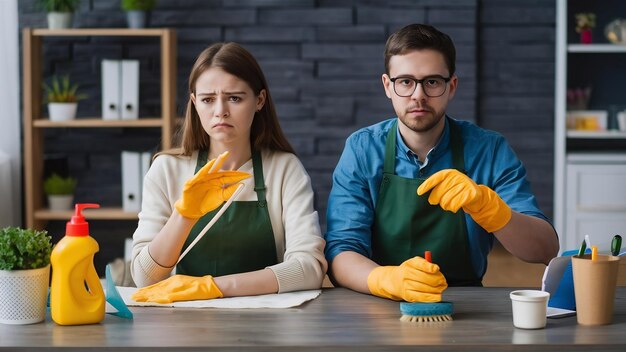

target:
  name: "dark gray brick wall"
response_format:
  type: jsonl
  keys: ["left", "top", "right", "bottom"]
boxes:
{"left": 479, "top": 0, "right": 555, "bottom": 221}
{"left": 18, "top": 0, "right": 556, "bottom": 272}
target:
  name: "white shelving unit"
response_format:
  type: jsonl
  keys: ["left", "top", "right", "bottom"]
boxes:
{"left": 554, "top": 0, "right": 626, "bottom": 253}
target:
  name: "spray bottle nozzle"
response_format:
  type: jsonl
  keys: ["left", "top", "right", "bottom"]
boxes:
{"left": 66, "top": 203, "right": 100, "bottom": 237}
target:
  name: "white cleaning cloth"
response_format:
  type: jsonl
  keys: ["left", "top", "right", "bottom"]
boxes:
{"left": 115, "top": 287, "right": 321, "bottom": 309}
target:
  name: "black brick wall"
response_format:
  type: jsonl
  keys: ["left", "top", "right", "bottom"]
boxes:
{"left": 479, "top": 0, "right": 555, "bottom": 217}
{"left": 18, "top": 0, "right": 555, "bottom": 272}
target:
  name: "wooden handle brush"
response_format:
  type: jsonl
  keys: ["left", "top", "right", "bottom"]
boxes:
{"left": 399, "top": 251, "right": 454, "bottom": 323}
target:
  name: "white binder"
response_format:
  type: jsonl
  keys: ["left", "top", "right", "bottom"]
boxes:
{"left": 140, "top": 151, "right": 151, "bottom": 201}
{"left": 102, "top": 59, "right": 121, "bottom": 120}
{"left": 121, "top": 60, "right": 139, "bottom": 120}
{"left": 121, "top": 151, "right": 141, "bottom": 212}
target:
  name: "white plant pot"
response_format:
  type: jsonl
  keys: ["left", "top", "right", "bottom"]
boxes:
{"left": 47, "top": 12, "right": 73, "bottom": 29}
{"left": 0, "top": 265, "right": 50, "bottom": 325}
{"left": 48, "top": 195, "right": 74, "bottom": 211}
{"left": 48, "top": 102, "right": 77, "bottom": 122}
{"left": 126, "top": 10, "right": 150, "bottom": 28}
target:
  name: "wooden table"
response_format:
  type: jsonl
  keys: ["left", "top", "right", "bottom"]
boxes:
{"left": 1, "top": 287, "right": 625, "bottom": 351}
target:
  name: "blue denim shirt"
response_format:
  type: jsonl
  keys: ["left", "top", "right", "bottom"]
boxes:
{"left": 324, "top": 116, "right": 549, "bottom": 279}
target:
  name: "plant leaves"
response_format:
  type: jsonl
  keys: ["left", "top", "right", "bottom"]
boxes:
{"left": 0, "top": 227, "right": 52, "bottom": 270}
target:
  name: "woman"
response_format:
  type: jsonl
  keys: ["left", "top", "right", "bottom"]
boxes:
{"left": 130, "top": 43, "right": 327, "bottom": 302}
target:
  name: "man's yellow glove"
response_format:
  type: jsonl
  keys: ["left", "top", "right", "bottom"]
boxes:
{"left": 131, "top": 275, "right": 224, "bottom": 303}
{"left": 416, "top": 169, "right": 512, "bottom": 233}
{"left": 367, "top": 256, "right": 448, "bottom": 302}
{"left": 175, "top": 151, "right": 251, "bottom": 219}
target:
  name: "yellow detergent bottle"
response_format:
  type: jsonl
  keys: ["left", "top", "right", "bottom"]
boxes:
{"left": 51, "top": 203, "right": 105, "bottom": 325}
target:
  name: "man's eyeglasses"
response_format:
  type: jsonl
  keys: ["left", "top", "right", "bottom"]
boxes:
{"left": 390, "top": 75, "right": 451, "bottom": 97}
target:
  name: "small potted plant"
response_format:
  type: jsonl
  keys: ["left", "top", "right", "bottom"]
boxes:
{"left": 575, "top": 12, "right": 596, "bottom": 44}
{"left": 0, "top": 227, "right": 53, "bottom": 325}
{"left": 37, "top": 0, "right": 81, "bottom": 29}
{"left": 121, "top": 0, "right": 157, "bottom": 29}
{"left": 44, "top": 173, "right": 77, "bottom": 211}
{"left": 42, "top": 75, "right": 87, "bottom": 122}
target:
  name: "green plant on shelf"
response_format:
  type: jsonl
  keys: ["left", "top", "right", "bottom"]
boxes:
{"left": 43, "top": 173, "right": 77, "bottom": 195}
{"left": 42, "top": 75, "right": 88, "bottom": 103}
{"left": 575, "top": 12, "right": 596, "bottom": 33}
{"left": 121, "top": 0, "right": 157, "bottom": 11}
{"left": 0, "top": 227, "right": 52, "bottom": 270}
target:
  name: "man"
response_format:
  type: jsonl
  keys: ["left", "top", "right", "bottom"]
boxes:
{"left": 324, "top": 24, "right": 559, "bottom": 303}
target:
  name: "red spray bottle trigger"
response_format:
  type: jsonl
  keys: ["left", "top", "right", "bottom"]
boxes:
{"left": 66, "top": 203, "right": 100, "bottom": 237}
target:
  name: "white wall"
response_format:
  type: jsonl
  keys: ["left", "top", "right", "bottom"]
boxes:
{"left": 0, "top": 0, "right": 21, "bottom": 227}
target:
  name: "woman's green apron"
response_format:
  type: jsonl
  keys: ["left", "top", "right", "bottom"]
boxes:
{"left": 177, "top": 150, "right": 278, "bottom": 277}
{"left": 372, "top": 120, "right": 480, "bottom": 286}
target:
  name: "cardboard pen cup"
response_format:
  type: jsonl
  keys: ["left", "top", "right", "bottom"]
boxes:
{"left": 572, "top": 254, "right": 620, "bottom": 326}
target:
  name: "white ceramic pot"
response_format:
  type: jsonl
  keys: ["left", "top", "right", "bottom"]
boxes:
{"left": 126, "top": 10, "right": 150, "bottom": 28}
{"left": 48, "top": 194, "right": 74, "bottom": 211}
{"left": 0, "top": 265, "right": 50, "bottom": 325}
{"left": 48, "top": 102, "right": 77, "bottom": 122}
{"left": 47, "top": 12, "right": 73, "bottom": 29}
{"left": 510, "top": 290, "right": 549, "bottom": 329}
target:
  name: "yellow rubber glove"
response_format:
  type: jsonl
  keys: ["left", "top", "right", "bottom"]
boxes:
{"left": 416, "top": 169, "right": 512, "bottom": 233}
{"left": 367, "top": 256, "right": 448, "bottom": 302}
{"left": 131, "top": 275, "right": 223, "bottom": 303}
{"left": 175, "top": 151, "right": 251, "bottom": 219}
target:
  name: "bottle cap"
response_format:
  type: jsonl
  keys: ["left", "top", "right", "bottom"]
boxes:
{"left": 66, "top": 203, "right": 100, "bottom": 237}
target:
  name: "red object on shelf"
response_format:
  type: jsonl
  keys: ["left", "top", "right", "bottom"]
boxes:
{"left": 580, "top": 29, "right": 593, "bottom": 44}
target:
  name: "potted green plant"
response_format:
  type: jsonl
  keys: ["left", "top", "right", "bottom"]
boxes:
{"left": 42, "top": 75, "right": 87, "bottom": 122}
{"left": 575, "top": 12, "right": 596, "bottom": 44}
{"left": 44, "top": 173, "right": 77, "bottom": 211}
{"left": 0, "top": 227, "right": 53, "bottom": 325}
{"left": 37, "top": 0, "right": 81, "bottom": 29}
{"left": 121, "top": 0, "right": 157, "bottom": 29}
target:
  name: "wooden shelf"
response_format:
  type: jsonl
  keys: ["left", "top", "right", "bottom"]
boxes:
{"left": 568, "top": 44, "right": 626, "bottom": 53}
{"left": 31, "top": 28, "right": 170, "bottom": 37}
{"left": 34, "top": 207, "right": 138, "bottom": 220}
{"left": 33, "top": 118, "right": 164, "bottom": 128}
{"left": 22, "top": 27, "right": 177, "bottom": 230}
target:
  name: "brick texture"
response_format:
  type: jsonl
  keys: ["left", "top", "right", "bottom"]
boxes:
{"left": 18, "top": 0, "right": 556, "bottom": 274}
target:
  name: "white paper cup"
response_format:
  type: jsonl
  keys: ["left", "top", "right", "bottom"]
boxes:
{"left": 510, "top": 290, "right": 550, "bottom": 329}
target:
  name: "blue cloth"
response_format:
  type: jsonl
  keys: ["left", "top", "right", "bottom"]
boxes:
{"left": 324, "top": 116, "right": 550, "bottom": 279}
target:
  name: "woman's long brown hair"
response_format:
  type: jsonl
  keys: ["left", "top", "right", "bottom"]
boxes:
{"left": 162, "top": 42, "right": 294, "bottom": 157}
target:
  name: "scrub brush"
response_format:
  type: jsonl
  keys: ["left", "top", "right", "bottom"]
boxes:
{"left": 399, "top": 251, "right": 454, "bottom": 322}
{"left": 400, "top": 301, "right": 454, "bottom": 322}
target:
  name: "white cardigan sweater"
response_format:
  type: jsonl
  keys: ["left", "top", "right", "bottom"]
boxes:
{"left": 131, "top": 149, "right": 328, "bottom": 292}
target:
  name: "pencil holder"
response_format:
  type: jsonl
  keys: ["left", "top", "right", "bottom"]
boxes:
{"left": 572, "top": 254, "right": 620, "bottom": 325}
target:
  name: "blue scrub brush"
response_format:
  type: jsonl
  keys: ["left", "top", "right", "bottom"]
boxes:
{"left": 400, "top": 301, "right": 454, "bottom": 322}
{"left": 399, "top": 251, "right": 454, "bottom": 322}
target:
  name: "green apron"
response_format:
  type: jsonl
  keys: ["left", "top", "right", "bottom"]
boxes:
{"left": 176, "top": 150, "right": 278, "bottom": 277}
{"left": 372, "top": 120, "right": 480, "bottom": 286}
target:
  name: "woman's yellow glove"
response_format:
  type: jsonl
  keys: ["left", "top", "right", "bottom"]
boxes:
{"left": 131, "top": 275, "right": 223, "bottom": 303}
{"left": 175, "top": 151, "right": 251, "bottom": 219}
{"left": 417, "top": 169, "right": 512, "bottom": 233}
{"left": 367, "top": 256, "right": 448, "bottom": 302}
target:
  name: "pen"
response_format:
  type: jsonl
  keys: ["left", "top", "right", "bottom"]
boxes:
{"left": 585, "top": 235, "right": 592, "bottom": 251}
{"left": 591, "top": 246, "right": 598, "bottom": 261}
{"left": 578, "top": 239, "right": 587, "bottom": 257}
{"left": 611, "top": 235, "right": 622, "bottom": 256}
